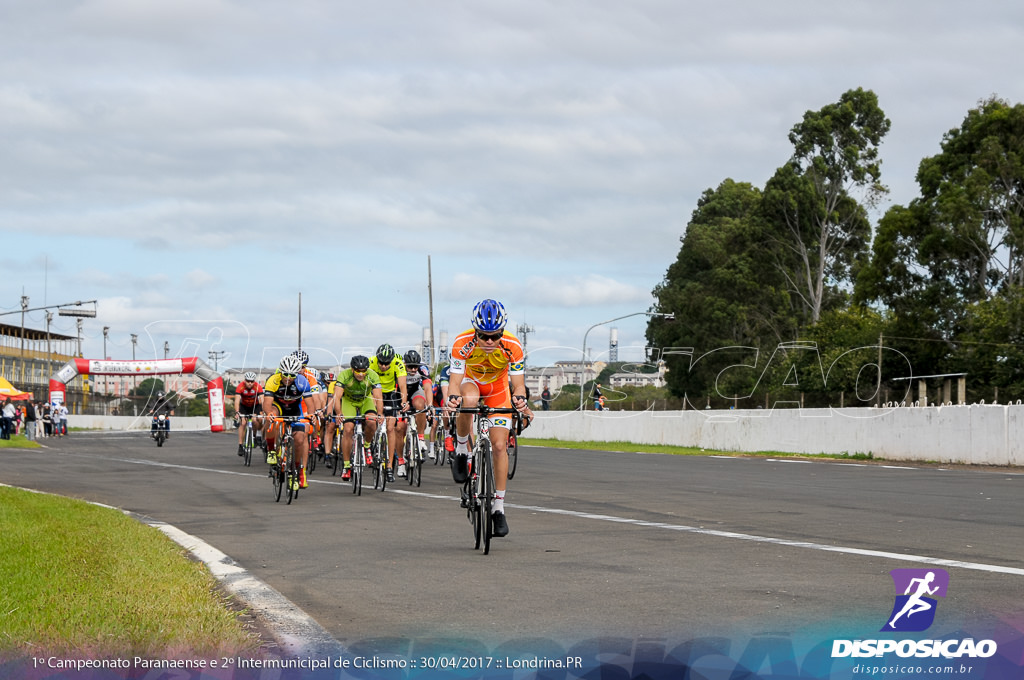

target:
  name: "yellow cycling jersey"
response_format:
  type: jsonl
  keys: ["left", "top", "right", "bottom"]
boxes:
{"left": 369, "top": 356, "right": 407, "bottom": 393}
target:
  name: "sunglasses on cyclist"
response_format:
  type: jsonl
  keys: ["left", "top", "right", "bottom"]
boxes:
{"left": 476, "top": 331, "right": 503, "bottom": 342}
{"left": 353, "top": 370, "right": 367, "bottom": 377}
{"left": 281, "top": 372, "right": 297, "bottom": 379}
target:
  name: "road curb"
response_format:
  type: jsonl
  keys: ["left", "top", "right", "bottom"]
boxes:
{"left": 2, "top": 483, "right": 344, "bottom": 659}
{"left": 137, "top": 515, "right": 347, "bottom": 659}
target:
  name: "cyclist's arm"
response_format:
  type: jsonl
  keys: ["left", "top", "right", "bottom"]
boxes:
{"left": 372, "top": 386, "right": 384, "bottom": 420}
{"left": 331, "top": 385, "right": 344, "bottom": 417}
{"left": 510, "top": 373, "right": 533, "bottom": 417}
{"left": 233, "top": 393, "right": 241, "bottom": 413}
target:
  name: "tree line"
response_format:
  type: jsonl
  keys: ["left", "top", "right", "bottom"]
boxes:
{"left": 647, "top": 90, "right": 1024, "bottom": 408}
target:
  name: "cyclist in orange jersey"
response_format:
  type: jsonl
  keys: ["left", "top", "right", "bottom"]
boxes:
{"left": 445, "top": 299, "right": 533, "bottom": 538}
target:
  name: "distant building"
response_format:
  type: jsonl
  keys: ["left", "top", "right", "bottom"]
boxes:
{"left": 607, "top": 363, "right": 667, "bottom": 389}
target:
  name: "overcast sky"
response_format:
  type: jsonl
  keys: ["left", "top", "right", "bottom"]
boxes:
{"left": 3, "top": 0, "right": 1023, "bottom": 374}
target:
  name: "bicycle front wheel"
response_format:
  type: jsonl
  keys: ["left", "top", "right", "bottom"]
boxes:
{"left": 272, "top": 449, "right": 284, "bottom": 503}
{"left": 405, "top": 432, "right": 417, "bottom": 486}
{"left": 373, "top": 428, "right": 389, "bottom": 491}
{"left": 243, "top": 425, "right": 254, "bottom": 467}
{"left": 507, "top": 431, "right": 518, "bottom": 480}
{"left": 352, "top": 432, "right": 363, "bottom": 496}
{"left": 481, "top": 439, "right": 494, "bottom": 555}
{"left": 285, "top": 440, "right": 298, "bottom": 505}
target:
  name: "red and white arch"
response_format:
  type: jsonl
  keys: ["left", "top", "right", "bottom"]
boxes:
{"left": 49, "top": 357, "right": 226, "bottom": 432}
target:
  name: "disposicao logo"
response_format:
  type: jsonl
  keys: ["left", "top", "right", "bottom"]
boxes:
{"left": 882, "top": 568, "right": 949, "bottom": 632}
{"left": 831, "top": 568, "right": 998, "bottom": 659}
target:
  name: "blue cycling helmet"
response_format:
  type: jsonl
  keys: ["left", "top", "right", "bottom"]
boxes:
{"left": 471, "top": 299, "right": 507, "bottom": 333}
{"left": 291, "top": 349, "right": 309, "bottom": 366}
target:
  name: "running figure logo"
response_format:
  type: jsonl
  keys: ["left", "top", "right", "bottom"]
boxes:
{"left": 881, "top": 568, "right": 949, "bottom": 632}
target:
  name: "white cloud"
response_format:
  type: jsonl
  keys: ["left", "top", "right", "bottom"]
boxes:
{"left": 523, "top": 274, "right": 650, "bottom": 307}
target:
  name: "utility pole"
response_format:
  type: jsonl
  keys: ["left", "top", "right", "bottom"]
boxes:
{"left": 877, "top": 333, "right": 883, "bottom": 407}
{"left": 45, "top": 311, "right": 53, "bottom": 373}
{"left": 131, "top": 333, "right": 138, "bottom": 415}
{"left": 20, "top": 294, "right": 28, "bottom": 357}
{"left": 517, "top": 322, "right": 534, "bottom": 353}
{"left": 427, "top": 256, "right": 435, "bottom": 367}
{"left": 297, "top": 292, "right": 302, "bottom": 350}
{"left": 103, "top": 327, "right": 110, "bottom": 408}
{"left": 164, "top": 341, "right": 170, "bottom": 359}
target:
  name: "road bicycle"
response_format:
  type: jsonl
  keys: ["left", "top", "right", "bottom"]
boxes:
{"left": 239, "top": 415, "right": 258, "bottom": 467}
{"left": 401, "top": 408, "right": 430, "bottom": 488}
{"left": 454, "top": 405, "right": 522, "bottom": 555}
{"left": 266, "top": 416, "right": 306, "bottom": 505}
{"left": 432, "top": 410, "right": 453, "bottom": 466}
{"left": 305, "top": 413, "right": 325, "bottom": 475}
{"left": 332, "top": 414, "right": 373, "bottom": 496}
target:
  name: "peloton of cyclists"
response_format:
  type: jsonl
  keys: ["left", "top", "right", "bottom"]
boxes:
{"left": 445, "top": 299, "right": 534, "bottom": 538}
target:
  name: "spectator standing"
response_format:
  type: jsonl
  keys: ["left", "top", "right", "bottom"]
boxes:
{"left": 24, "top": 401, "right": 37, "bottom": 440}
{"left": 541, "top": 386, "right": 551, "bottom": 411}
{"left": 57, "top": 403, "right": 69, "bottom": 436}
{"left": 41, "top": 402, "right": 52, "bottom": 437}
{"left": 1, "top": 399, "right": 14, "bottom": 440}
{"left": 591, "top": 383, "right": 604, "bottom": 410}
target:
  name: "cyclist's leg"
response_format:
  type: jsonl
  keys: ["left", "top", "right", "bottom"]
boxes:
{"left": 454, "top": 379, "right": 482, "bottom": 451}
{"left": 410, "top": 392, "right": 428, "bottom": 452}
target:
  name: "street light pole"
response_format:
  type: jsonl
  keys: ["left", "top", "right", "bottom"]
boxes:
{"left": 579, "top": 311, "right": 674, "bottom": 411}
{"left": 103, "top": 326, "right": 110, "bottom": 413}
{"left": 131, "top": 334, "right": 138, "bottom": 415}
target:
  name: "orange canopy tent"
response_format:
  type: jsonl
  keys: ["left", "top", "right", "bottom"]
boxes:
{"left": 0, "top": 377, "right": 33, "bottom": 401}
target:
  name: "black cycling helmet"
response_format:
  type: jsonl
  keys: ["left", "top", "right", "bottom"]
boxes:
{"left": 351, "top": 355, "right": 370, "bottom": 371}
{"left": 376, "top": 343, "right": 396, "bottom": 365}
{"left": 403, "top": 349, "right": 421, "bottom": 366}
{"left": 156, "top": 390, "right": 165, "bottom": 398}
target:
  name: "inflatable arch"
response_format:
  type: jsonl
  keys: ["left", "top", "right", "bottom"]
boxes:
{"left": 49, "top": 357, "right": 226, "bottom": 432}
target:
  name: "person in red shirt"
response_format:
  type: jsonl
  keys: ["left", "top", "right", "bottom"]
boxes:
{"left": 233, "top": 371, "right": 264, "bottom": 456}
{"left": 445, "top": 299, "right": 533, "bottom": 538}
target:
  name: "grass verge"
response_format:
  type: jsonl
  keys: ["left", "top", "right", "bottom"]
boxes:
{"left": 518, "top": 437, "right": 875, "bottom": 461}
{"left": 0, "top": 486, "right": 259, "bottom": 659}
{"left": 0, "top": 435, "right": 41, "bottom": 450}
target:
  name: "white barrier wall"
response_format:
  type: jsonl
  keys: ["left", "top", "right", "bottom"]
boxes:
{"left": 526, "top": 404, "right": 1024, "bottom": 467}
{"left": 66, "top": 415, "right": 218, "bottom": 432}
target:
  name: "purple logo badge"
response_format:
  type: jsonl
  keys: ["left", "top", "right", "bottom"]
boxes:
{"left": 881, "top": 568, "right": 949, "bottom": 632}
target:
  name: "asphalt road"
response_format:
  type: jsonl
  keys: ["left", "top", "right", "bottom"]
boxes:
{"left": 5, "top": 431, "right": 1024, "bottom": 659}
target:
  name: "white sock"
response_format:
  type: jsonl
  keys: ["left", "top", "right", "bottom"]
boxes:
{"left": 493, "top": 491, "right": 505, "bottom": 513}
{"left": 456, "top": 435, "right": 470, "bottom": 454}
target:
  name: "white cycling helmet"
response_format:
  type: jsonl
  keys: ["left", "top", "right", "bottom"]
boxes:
{"left": 243, "top": 371, "right": 257, "bottom": 381}
{"left": 279, "top": 355, "right": 303, "bottom": 375}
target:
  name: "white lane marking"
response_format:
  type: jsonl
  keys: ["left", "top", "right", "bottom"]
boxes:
{"left": 53, "top": 451, "right": 1024, "bottom": 577}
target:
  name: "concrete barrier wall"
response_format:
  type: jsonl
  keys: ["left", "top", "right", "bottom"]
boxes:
{"left": 67, "top": 415, "right": 216, "bottom": 431}
{"left": 525, "top": 404, "right": 1024, "bottom": 466}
